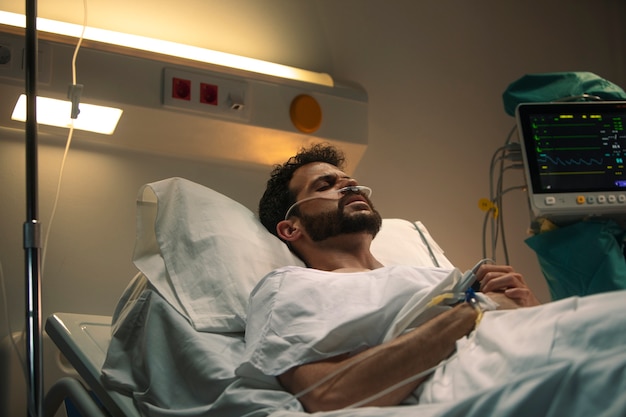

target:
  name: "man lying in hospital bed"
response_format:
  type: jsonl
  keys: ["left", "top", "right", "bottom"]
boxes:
{"left": 101, "top": 144, "right": 626, "bottom": 417}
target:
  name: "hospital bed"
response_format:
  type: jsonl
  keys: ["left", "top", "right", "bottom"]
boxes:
{"left": 43, "top": 177, "right": 626, "bottom": 417}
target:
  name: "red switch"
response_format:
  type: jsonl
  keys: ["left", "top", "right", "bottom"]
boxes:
{"left": 172, "top": 78, "right": 191, "bottom": 100}
{"left": 200, "top": 83, "right": 218, "bottom": 105}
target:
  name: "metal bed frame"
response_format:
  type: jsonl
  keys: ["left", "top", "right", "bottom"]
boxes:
{"left": 44, "top": 313, "right": 139, "bottom": 417}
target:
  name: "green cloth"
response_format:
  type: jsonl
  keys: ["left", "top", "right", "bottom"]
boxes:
{"left": 525, "top": 220, "right": 626, "bottom": 300}
{"left": 503, "top": 72, "right": 626, "bottom": 116}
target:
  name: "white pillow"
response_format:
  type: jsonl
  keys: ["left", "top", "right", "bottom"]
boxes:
{"left": 132, "top": 177, "right": 453, "bottom": 333}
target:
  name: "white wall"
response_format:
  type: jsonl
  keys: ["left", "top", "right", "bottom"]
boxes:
{"left": 1, "top": 0, "right": 625, "bottom": 413}
{"left": 0, "top": 136, "right": 269, "bottom": 333}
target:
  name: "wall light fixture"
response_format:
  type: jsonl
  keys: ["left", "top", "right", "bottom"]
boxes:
{"left": 12, "top": 94, "right": 123, "bottom": 134}
{"left": 0, "top": 10, "right": 334, "bottom": 87}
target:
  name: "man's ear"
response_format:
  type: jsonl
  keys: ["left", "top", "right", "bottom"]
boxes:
{"left": 276, "top": 219, "right": 301, "bottom": 242}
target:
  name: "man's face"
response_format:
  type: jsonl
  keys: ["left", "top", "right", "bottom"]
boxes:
{"left": 289, "top": 162, "right": 382, "bottom": 241}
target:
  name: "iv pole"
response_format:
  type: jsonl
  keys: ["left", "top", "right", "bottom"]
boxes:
{"left": 24, "top": 0, "right": 44, "bottom": 415}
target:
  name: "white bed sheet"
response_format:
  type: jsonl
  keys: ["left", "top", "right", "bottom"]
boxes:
{"left": 101, "top": 286, "right": 265, "bottom": 417}
{"left": 269, "top": 348, "right": 626, "bottom": 417}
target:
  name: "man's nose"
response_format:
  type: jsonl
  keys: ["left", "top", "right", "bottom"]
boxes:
{"left": 338, "top": 177, "right": 358, "bottom": 189}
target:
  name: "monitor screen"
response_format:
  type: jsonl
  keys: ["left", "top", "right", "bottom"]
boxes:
{"left": 516, "top": 101, "right": 626, "bottom": 223}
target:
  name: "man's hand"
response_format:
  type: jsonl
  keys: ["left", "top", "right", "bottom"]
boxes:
{"left": 475, "top": 264, "right": 541, "bottom": 308}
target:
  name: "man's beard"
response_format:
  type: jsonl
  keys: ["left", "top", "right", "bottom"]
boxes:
{"left": 298, "top": 195, "right": 382, "bottom": 242}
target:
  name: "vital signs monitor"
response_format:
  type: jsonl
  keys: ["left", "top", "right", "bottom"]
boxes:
{"left": 516, "top": 101, "right": 626, "bottom": 225}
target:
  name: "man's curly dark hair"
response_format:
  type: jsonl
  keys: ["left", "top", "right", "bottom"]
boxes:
{"left": 259, "top": 143, "right": 346, "bottom": 238}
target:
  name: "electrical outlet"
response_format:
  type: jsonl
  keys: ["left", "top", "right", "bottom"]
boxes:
{"left": 172, "top": 77, "right": 191, "bottom": 100}
{"left": 200, "top": 82, "right": 218, "bottom": 105}
{"left": 162, "top": 67, "right": 249, "bottom": 121}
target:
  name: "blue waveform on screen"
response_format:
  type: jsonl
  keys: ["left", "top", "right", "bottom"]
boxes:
{"left": 538, "top": 155, "right": 604, "bottom": 167}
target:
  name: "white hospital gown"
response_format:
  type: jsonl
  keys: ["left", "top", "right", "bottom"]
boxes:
{"left": 237, "top": 265, "right": 626, "bottom": 405}
{"left": 237, "top": 265, "right": 457, "bottom": 377}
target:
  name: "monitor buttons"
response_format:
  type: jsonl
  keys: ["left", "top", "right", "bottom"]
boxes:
{"left": 576, "top": 195, "right": 586, "bottom": 205}
{"left": 608, "top": 195, "right": 617, "bottom": 204}
{"left": 619, "top": 195, "right": 626, "bottom": 203}
{"left": 544, "top": 196, "right": 556, "bottom": 206}
{"left": 597, "top": 195, "right": 607, "bottom": 204}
